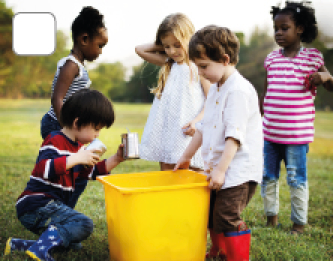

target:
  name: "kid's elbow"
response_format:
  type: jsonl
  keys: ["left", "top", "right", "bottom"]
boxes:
{"left": 135, "top": 46, "right": 143, "bottom": 56}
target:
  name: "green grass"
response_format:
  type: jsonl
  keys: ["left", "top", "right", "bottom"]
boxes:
{"left": 0, "top": 99, "right": 332, "bottom": 261}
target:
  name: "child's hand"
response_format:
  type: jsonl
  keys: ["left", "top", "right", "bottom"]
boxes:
{"left": 182, "top": 122, "right": 196, "bottom": 136}
{"left": 66, "top": 149, "right": 101, "bottom": 169}
{"left": 206, "top": 169, "right": 225, "bottom": 190}
{"left": 115, "top": 143, "right": 125, "bottom": 163}
{"left": 173, "top": 155, "right": 191, "bottom": 171}
{"left": 79, "top": 149, "right": 101, "bottom": 166}
{"left": 308, "top": 72, "right": 331, "bottom": 86}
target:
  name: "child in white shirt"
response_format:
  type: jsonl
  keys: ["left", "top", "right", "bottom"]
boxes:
{"left": 174, "top": 25, "right": 263, "bottom": 261}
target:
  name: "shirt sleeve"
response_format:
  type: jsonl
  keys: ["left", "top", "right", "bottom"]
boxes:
{"left": 223, "top": 90, "right": 250, "bottom": 146}
{"left": 195, "top": 120, "right": 203, "bottom": 134}
{"left": 32, "top": 148, "right": 69, "bottom": 181}
{"left": 311, "top": 48, "right": 324, "bottom": 69}
{"left": 78, "top": 159, "right": 109, "bottom": 180}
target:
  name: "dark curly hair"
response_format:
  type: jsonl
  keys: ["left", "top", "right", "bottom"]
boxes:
{"left": 271, "top": 1, "right": 318, "bottom": 43}
{"left": 71, "top": 6, "right": 105, "bottom": 43}
{"left": 189, "top": 25, "right": 240, "bottom": 65}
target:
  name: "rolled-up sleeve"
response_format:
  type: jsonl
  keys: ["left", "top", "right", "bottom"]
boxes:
{"left": 224, "top": 90, "right": 249, "bottom": 146}
{"left": 195, "top": 120, "right": 204, "bottom": 134}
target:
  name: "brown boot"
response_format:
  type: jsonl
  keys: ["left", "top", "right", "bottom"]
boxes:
{"left": 291, "top": 223, "right": 304, "bottom": 235}
{"left": 266, "top": 215, "right": 278, "bottom": 227}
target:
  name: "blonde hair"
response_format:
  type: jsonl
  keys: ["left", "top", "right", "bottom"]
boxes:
{"left": 151, "top": 13, "right": 195, "bottom": 98}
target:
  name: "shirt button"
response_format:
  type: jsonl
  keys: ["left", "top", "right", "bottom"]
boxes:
{"left": 216, "top": 101, "right": 219, "bottom": 105}
{"left": 214, "top": 125, "right": 216, "bottom": 128}
{"left": 210, "top": 147, "right": 212, "bottom": 150}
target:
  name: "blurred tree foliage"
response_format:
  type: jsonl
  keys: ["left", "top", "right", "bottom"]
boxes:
{"left": 124, "top": 62, "right": 158, "bottom": 103}
{"left": 89, "top": 62, "right": 127, "bottom": 101}
{"left": 0, "top": 0, "right": 332, "bottom": 108}
{"left": 0, "top": 0, "right": 14, "bottom": 86}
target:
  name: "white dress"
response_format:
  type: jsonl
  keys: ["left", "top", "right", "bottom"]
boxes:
{"left": 139, "top": 62, "right": 205, "bottom": 169}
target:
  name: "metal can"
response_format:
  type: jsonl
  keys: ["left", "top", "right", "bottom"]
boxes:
{"left": 121, "top": 132, "right": 140, "bottom": 159}
{"left": 86, "top": 138, "right": 107, "bottom": 157}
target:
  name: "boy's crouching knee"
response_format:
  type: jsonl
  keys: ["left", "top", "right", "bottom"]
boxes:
{"left": 85, "top": 217, "right": 94, "bottom": 235}
{"left": 80, "top": 216, "right": 94, "bottom": 240}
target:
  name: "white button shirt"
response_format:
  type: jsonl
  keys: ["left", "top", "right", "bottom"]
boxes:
{"left": 196, "top": 70, "right": 263, "bottom": 189}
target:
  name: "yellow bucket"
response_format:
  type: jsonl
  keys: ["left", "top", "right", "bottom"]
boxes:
{"left": 97, "top": 170, "right": 210, "bottom": 261}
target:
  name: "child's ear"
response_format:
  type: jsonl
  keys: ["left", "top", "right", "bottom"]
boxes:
{"left": 73, "top": 117, "right": 79, "bottom": 129}
{"left": 79, "top": 33, "right": 89, "bottom": 46}
{"left": 297, "top": 25, "right": 304, "bottom": 36}
{"left": 223, "top": 54, "right": 230, "bottom": 65}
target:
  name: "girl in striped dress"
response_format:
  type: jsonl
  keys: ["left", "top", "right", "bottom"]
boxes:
{"left": 261, "top": 1, "right": 333, "bottom": 234}
{"left": 40, "top": 6, "right": 108, "bottom": 209}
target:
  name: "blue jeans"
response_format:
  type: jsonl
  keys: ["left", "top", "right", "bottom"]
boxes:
{"left": 19, "top": 200, "right": 94, "bottom": 248}
{"left": 261, "top": 140, "right": 309, "bottom": 225}
{"left": 40, "top": 113, "right": 88, "bottom": 208}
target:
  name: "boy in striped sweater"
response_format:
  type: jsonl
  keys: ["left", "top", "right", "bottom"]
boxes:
{"left": 5, "top": 89, "right": 124, "bottom": 261}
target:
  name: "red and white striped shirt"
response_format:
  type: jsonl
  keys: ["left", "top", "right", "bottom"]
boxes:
{"left": 263, "top": 48, "right": 324, "bottom": 144}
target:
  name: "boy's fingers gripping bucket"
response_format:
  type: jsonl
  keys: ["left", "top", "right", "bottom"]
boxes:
{"left": 97, "top": 170, "right": 210, "bottom": 261}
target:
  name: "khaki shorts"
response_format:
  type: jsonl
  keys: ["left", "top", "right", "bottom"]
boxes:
{"left": 208, "top": 181, "right": 257, "bottom": 233}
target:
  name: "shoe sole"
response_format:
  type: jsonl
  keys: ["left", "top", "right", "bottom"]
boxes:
{"left": 4, "top": 237, "right": 12, "bottom": 255}
{"left": 26, "top": 250, "right": 42, "bottom": 261}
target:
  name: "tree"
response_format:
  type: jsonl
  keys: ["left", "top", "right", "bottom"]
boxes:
{"left": 1, "top": 30, "right": 69, "bottom": 98}
{"left": 125, "top": 62, "right": 158, "bottom": 102}
{"left": 236, "top": 27, "right": 276, "bottom": 97}
{"left": 0, "top": 0, "right": 15, "bottom": 86}
{"left": 89, "top": 62, "right": 127, "bottom": 101}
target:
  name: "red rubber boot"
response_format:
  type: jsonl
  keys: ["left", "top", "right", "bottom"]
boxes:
{"left": 223, "top": 223, "right": 251, "bottom": 261}
{"left": 206, "top": 229, "right": 219, "bottom": 259}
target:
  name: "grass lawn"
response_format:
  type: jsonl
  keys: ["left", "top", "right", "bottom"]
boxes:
{"left": 0, "top": 99, "right": 332, "bottom": 261}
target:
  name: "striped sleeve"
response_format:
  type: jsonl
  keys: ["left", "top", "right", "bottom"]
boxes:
{"left": 32, "top": 146, "right": 70, "bottom": 181}
{"left": 77, "top": 160, "right": 109, "bottom": 180}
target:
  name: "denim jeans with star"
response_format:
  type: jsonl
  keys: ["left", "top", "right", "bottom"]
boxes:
{"left": 19, "top": 200, "right": 94, "bottom": 248}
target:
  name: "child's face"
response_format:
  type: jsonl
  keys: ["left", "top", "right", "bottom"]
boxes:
{"left": 160, "top": 33, "right": 186, "bottom": 64}
{"left": 75, "top": 123, "right": 103, "bottom": 144}
{"left": 194, "top": 56, "right": 228, "bottom": 85}
{"left": 83, "top": 27, "right": 108, "bottom": 62}
{"left": 274, "top": 13, "right": 303, "bottom": 48}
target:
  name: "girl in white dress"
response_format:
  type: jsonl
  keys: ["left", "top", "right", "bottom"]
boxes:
{"left": 135, "top": 13, "right": 210, "bottom": 171}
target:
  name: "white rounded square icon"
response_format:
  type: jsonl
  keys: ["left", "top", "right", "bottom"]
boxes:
{"left": 13, "top": 13, "right": 56, "bottom": 56}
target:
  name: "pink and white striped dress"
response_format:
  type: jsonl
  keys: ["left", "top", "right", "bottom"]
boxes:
{"left": 263, "top": 48, "right": 324, "bottom": 144}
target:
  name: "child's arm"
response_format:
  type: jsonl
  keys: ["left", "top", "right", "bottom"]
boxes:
{"left": 52, "top": 61, "right": 80, "bottom": 122}
{"left": 310, "top": 65, "right": 333, "bottom": 92}
{"left": 105, "top": 144, "right": 124, "bottom": 172}
{"left": 135, "top": 43, "right": 167, "bottom": 66}
{"left": 182, "top": 77, "right": 211, "bottom": 136}
{"left": 174, "top": 130, "right": 203, "bottom": 170}
{"left": 66, "top": 148, "right": 102, "bottom": 169}
{"left": 207, "top": 137, "right": 239, "bottom": 190}
{"left": 74, "top": 144, "right": 124, "bottom": 179}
